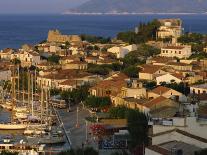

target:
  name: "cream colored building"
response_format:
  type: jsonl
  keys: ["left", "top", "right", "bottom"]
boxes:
{"left": 61, "top": 61, "right": 88, "bottom": 70}
{"left": 139, "top": 64, "right": 167, "bottom": 81}
{"left": 190, "top": 83, "right": 207, "bottom": 94}
{"left": 107, "top": 44, "right": 137, "bottom": 58}
{"left": 157, "top": 18, "right": 182, "bottom": 39}
{"left": 156, "top": 73, "right": 183, "bottom": 85}
{"left": 148, "top": 86, "right": 187, "bottom": 102}
{"left": 160, "top": 45, "right": 192, "bottom": 58}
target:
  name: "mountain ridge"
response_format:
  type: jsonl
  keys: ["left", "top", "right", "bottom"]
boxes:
{"left": 65, "top": 0, "right": 207, "bottom": 14}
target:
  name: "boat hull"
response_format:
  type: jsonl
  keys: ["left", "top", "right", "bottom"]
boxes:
{"left": 0, "top": 124, "right": 27, "bottom": 130}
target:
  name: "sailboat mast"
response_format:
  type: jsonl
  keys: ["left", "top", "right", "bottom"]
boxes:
{"left": 31, "top": 72, "right": 34, "bottom": 116}
{"left": 27, "top": 70, "right": 31, "bottom": 109}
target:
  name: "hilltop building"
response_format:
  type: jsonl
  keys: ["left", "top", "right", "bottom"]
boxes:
{"left": 47, "top": 30, "right": 82, "bottom": 43}
{"left": 156, "top": 18, "right": 183, "bottom": 40}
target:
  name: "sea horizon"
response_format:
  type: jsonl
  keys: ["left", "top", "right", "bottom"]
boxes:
{"left": 0, "top": 14, "right": 207, "bottom": 50}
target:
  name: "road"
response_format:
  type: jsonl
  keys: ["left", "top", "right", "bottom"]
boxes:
{"left": 58, "top": 105, "right": 91, "bottom": 148}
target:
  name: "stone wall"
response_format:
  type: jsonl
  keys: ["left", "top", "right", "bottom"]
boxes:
{"left": 47, "top": 30, "right": 81, "bottom": 43}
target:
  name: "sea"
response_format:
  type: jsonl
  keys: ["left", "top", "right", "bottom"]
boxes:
{"left": 0, "top": 14, "right": 207, "bottom": 50}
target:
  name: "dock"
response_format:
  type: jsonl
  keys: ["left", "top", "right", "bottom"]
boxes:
{"left": 51, "top": 102, "right": 72, "bottom": 149}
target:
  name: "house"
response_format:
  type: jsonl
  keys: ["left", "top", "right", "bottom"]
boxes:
{"left": 85, "top": 56, "right": 98, "bottom": 64}
{"left": 146, "top": 117, "right": 207, "bottom": 155}
{"left": 0, "top": 48, "right": 14, "bottom": 60}
{"left": 160, "top": 45, "right": 192, "bottom": 59}
{"left": 146, "top": 56, "right": 177, "bottom": 66}
{"left": 107, "top": 44, "right": 137, "bottom": 58}
{"left": 156, "top": 73, "right": 184, "bottom": 85}
{"left": 37, "top": 69, "right": 93, "bottom": 89}
{"left": 145, "top": 96, "right": 179, "bottom": 118}
{"left": 167, "top": 62, "right": 193, "bottom": 71}
{"left": 190, "top": 83, "right": 207, "bottom": 94}
{"left": 139, "top": 64, "right": 167, "bottom": 81}
{"left": 148, "top": 86, "right": 187, "bottom": 102}
{"left": 156, "top": 18, "right": 182, "bottom": 39}
{"left": 58, "top": 80, "right": 78, "bottom": 91}
{"left": 61, "top": 61, "right": 88, "bottom": 70}
{"left": 59, "top": 56, "right": 80, "bottom": 65}
{"left": 90, "top": 73, "right": 128, "bottom": 97}
{"left": 11, "top": 51, "right": 41, "bottom": 67}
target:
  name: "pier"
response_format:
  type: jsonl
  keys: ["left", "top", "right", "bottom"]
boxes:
{"left": 51, "top": 102, "right": 72, "bottom": 149}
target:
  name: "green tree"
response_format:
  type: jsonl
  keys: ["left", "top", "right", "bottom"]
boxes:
{"left": 48, "top": 54, "right": 60, "bottom": 64}
{"left": 122, "top": 65, "right": 139, "bottom": 78}
{"left": 109, "top": 106, "right": 149, "bottom": 148}
{"left": 85, "top": 96, "right": 111, "bottom": 109}
{"left": 61, "top": 85, "right": 90, "bottom": 104}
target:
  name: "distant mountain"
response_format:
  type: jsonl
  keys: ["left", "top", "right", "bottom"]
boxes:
{"left": 65, "top": 0, "right": 207, "bottom": 14}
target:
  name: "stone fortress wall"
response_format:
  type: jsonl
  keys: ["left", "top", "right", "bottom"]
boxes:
{"left": 47, "top": 30, "right": 81, "bottom": 43}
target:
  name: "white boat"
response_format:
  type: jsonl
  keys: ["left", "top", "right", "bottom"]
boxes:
{"left": 15, "top": 112, "right": 28, "bottom": 119}
{"left": 0, "top": 104, "right": 12, "bottom": 111}
{"left": 0, "top": 123, "right": 27, "bottom": 130}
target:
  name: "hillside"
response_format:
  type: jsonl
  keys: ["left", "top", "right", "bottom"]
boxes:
{"left": 66, "top": 0, "right": 207, "bottom": 14}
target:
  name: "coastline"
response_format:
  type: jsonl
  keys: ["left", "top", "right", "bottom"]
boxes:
{"left": 62, "top": 12, "right": 207, "bottom": 16}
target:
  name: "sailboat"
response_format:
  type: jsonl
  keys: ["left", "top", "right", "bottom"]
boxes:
{"left": 0, "top": 65, "right": 27, "bottom": 130}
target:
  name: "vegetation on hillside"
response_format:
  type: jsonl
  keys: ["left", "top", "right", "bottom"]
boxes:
{"left": 117, "top": 19, "right": 160, "bottom": 44}
{"left": 81, "top": 34, "right": 111, "bottom": 44}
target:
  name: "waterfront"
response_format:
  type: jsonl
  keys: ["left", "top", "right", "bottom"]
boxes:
{"left": 0, "top": 14, "right": 207, "bottom": 49}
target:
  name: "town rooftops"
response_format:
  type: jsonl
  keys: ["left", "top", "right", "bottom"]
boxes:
{"left": 145, "top": 96, "right": 169, "bottom": 108}
{"left": 150, "top": 86, "right": 171, "bottom": 95}
{"left": 139, "top": 64, "right": 163, "bottom": 74}
{"left": 191, "top": 83, "right": 207, "bottom": 89}
{"left": 162, "top": 46, "right": 185, "bottom": 50}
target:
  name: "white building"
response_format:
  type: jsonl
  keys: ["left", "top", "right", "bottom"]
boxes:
{"left": 146, "top": 117, "right": 207, "bottom": 155}
{"left": 156, "top": 73, "right": 184, "bottom": 85}
{"left": 107, "top": 44, "right": 137, "bottom": 58}
{"left": 190, "top": 83, "right": 207, "bottom": 94}
{"left": 160, "top": 45, "right": 192, "bottom": 58}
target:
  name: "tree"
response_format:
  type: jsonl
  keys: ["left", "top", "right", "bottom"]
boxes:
{"left": 85, "top": 96, "right": 111, "bottom": 109}
{"left": 122, "top": 65, "right": 139, "bottom": 78}
{"left": 117, "top": 19, "right": 160, "bottom": 44}
{"left": 48, "top": 54, "right": 60, "bottom": 64}
{"left": 109, "top": 106, "right": 149, "bottom": 148}
{"left": 60, "top": 85, "right": 90, "bottom": 104}
{"left": 11, "top": 58, "right": 21, "bottom": 65}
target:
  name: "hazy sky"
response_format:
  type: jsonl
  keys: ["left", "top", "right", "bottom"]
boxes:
{"left": 0, "top": 0, "right": 87, "bottom": 14}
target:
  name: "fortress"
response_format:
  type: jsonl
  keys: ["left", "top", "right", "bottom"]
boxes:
{"left": 47, "top": 30, "right": 82, "bottom": 43}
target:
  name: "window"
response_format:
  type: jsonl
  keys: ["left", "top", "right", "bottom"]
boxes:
{"left": 198, "top": 90, "right": 200, "bottom": 94}
{"left": 203, "top": 91, "right": 206, "bottom": 94}
{"left": 179, "top": 51, "right": 181, "bottom": 54}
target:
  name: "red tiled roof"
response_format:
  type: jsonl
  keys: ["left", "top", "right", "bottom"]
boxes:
{"left": 151, "top": 86, "right": 171, "bottom": 95}
{"left": 140, "top": 64, "right": 163, "bottom": 74}
{"left": 145, "top": 96, "right": 168, "bottom": 108}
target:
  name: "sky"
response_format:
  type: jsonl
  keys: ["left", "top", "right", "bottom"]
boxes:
{"left": 0, "top": 0, "right": 87, "bottom": 14}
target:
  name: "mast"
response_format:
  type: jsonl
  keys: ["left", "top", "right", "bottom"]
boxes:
{"left": 11, "top": 66, "right": 16, "bottom": 123}
{"left": 27, "top": 70, "right": 31, "bottom": 110}
{"left": 17, "top": 65, "right": 20, "bottom": 102}
{"left": 31, "top": 72, "right": 34, "bottom": 116}
{"left": 40, "top": 86, "right": 44, "bottom": 124}
{"left": 22, "top": 70, "right": 25, "bottom": 105}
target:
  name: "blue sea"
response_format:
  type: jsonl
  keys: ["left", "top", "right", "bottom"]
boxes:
{"left": 0, "top": 14, "right": 207, "bottom": 49}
